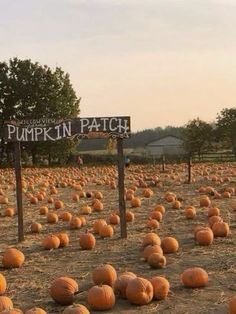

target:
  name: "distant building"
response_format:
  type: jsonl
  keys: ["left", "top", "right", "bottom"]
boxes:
{"left": 145, "top": 135, "right": 185, "bottom": 157}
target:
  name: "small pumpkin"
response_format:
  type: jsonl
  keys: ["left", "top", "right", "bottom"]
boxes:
{"left": 181, "top": 267, "right": 208, "bottom": 288}
{"left": 93, "top": 219, "right": 107, "bottom": 234}
{"left": 109, "top": 214, "right": 120, "bottom": 225}
{"left": 143, "top": 245, "right": 163, "bottom": 261}
{"left": 130, "top": 197, "right": 141, "bottom": 208}
{"left": 87, "top": 285, "right": 115, "bottom": 311}
{"left": 142, "top": 232, "right": 161, "bottom": 248}
{"left": 47, "top": 212, "right": 58, "bottom": 224}
{"left": 208, "top": 215, "right": 222, "bottom": 228}
{"left": 31, "top": 222, "right": 42, "bottom": 233}
{"left": 42, "top": 235, "right": 60, "bottom": 250}
{"left": 148, "top": 253, "right": 166, "bottom": 269}
{"left": 150, "top": 276, "right": 170, "bottom": 300}
{"left": 60, "top": 212, "right": 72, "bottom": 222}
{"left": 50, "top": 277, "right": 79, "bottom": 305}
{"left": 195, "top": 228, "right": 214, "bottom": 246}
{"left": 207, "top": 207, "right": 220, "bottom": 217}
{"left": 69, "top": 217, "right": 82, "bottom": 229}
{"left": 99, "top": 224, "right": 114, "bottom": 238}
{"left": 2, "top": 248, "right": 25, "bottom": 268}
{"left": 184, "top": 206, "right": 196, "bottom": 219}
{"left": 161, "top": 237, "right": 179, "bottom": 254}
{"left": 57, "top": 233, "right": 70, "bottom": 247}
{"left": 79, "top": 232, "right": 96, "bottom": 250}
{"left": 126, "top": 277, "right": 153, "bottom": 305}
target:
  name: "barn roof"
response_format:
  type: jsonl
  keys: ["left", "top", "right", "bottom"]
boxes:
{"left": 145, "top": 135, "right": 183, "bottom": 147}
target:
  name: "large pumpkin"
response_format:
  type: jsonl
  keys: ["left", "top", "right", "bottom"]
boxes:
{"left": 181, "top": 267, "right": 208, "bottom": 288}
{"left": 87, "top": 285, "right": 115, "bottom": 311}
{"left": 2, "top": 248, "right": 25, "bottom": 268}
{"left": 92, "top": 264, "right": 117, "bottom": 287}
{"left": 126, "top": 277, "right": 153, "bottom": 305}
{"left": 150, "top": 276, "right": 170, "bottom": 300}
{"left": 49, "top": 277, "right": 79, "bottom": 305}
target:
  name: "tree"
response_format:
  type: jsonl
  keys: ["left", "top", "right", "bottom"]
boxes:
{"left": 182, "top": 118, "right": 213, "bottom": 159}
{"left": 216, "top": 108, "right": 236, "bottom": 156}
{"left": 0, "top": 57, "right": 80, "bottom": 164}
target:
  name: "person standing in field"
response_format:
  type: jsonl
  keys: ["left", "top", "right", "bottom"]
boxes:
{"left": 77, "top": 155, "right": 83, "bottom": 169}
{"left": 125, "top": 156, "right": 130, "bottom": 168}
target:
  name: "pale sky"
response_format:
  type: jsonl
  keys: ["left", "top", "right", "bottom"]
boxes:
{"left": 1, "top": 0, "right": 236, "bottom": 131}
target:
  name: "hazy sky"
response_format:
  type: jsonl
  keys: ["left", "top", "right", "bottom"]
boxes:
{"left": 1, "top": 0, "right": 236, "bottom": 131}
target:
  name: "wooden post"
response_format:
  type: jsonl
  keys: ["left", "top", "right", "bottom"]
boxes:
{"left": 117, "top": 137, "right": 127, "bottom": 239}
{"left": 188, "top": 155, "right": 192, "bottom": 183}
{"left": 162, "top": 154, "right": 165, "bottom": 172}
{"left": 14, "top": 142, "right": 24, "bottom": 242}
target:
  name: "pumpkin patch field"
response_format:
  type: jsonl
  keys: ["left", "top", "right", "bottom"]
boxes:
{"left": 0, "top": 163, "right": 235, "bottom": 313}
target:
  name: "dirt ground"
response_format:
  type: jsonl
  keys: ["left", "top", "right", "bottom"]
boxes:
{"left": 0, "top": 163, "right": 235, "bottom": 314}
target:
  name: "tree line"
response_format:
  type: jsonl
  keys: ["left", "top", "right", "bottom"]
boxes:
{"left": 1, "top": 57, "right": 236, "bottom": 165}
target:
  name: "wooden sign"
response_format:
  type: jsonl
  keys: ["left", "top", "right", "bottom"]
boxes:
{"left": 4, "top": 116, "right": 130, "bottom": 242}
{"left": 4, "top": 116, "right": 131, "bottom": 142}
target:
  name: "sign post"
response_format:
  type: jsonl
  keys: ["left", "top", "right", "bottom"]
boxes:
{"left": 14, "top": 142, "right": 24, "bottom": 242}
{"left": 4, "top": 116, "right": 131, "bottom": 241}
{"left": 117, "top": 138, "right": 127, "bottom": 238}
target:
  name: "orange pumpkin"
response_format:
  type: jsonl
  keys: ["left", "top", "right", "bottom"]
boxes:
{"left": 47, "top": 212, "right": 59, "bottom": 224}
{"left": 212, "top": 222, "right": 230, "bottom": 237}
{"left": 50, "top": 277, "right": 79, "bottom": 305}
{"left": 148, "top": 253, "right": 166, "bottom": 269}
{"left": 92, "top": 264, "right": 117, "bottom": 287}
{"left": 2, "top": 248, "right": 25, "bottom": 268}
{"left": 142, "top": 233, "right": 161, "bottom": 247}
{"left": 99, "top": 224, "right": 114, "bottom": 238}
{"left": 0, "top": 274, "right": 7, "bottom": 295}
{"left": 25, "top": 308, "right": 47, "bottom": 314}
{"left": 229, "top": 295, "right": 236, "bottom": 314}
{"left": 69, "top": 217, "right": 82, "bottom": 229}
{"left": 143, "top": 245, "right": 163, "bottom": 261}
{"left": 93, "top": 219, "right": 107, "bottom": 234}
{"left": 114, "top": 272, "right": 137, "bottom": 299}
{"left": 161, "top": 237, "right": 179, "bottom": 254}
{"left": 207, "top": 207, "right": 220, "bottom": 217}
{"left": 126, "top": 277, "right": 153, "bottom": 305}
{"left": 195, "top": 228, "right": 214, "bottom": 246}
{"left": 130, "top": 197, "right": 141, "bottom": 208}
{"left": 208, "top": 215, "right": 222, "bottom": 228}
{"left": 181, "top": 267, "right": 208, "bottom": 288}
{"left": 150, "top": 276, "right": 170, "bottom": 300}
{"left": 62, "top": 304, "right": 90, "bottom": 314}
{"left": 79, "top": 232, "right": 96, "bottom": 250}
{"left": 57, "top": 233, "right": 70, "bottom": 247}
{"left": 42, "top": 235, "right": 60, "bottom": 250}
{"left": 0, "top": 296, "right": 13, "bottom": 311}
{"left": 31, "top": 222, "right": 42, "bottom": 233}
{"left": 87, "top": 285, "right": 115, "bottom": 311}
